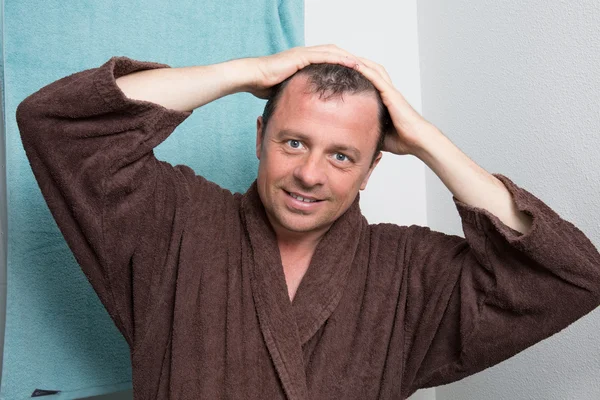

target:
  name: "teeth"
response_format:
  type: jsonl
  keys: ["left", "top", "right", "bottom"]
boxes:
{"left": 290, "top": 193, "right": 316, "bottom": 203}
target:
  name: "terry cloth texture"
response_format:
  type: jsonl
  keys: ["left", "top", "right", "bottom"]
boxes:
{"left": 2, "top": 0, "right": 303, "bottom": 398}
{"left": 16, "top": 57, "right": 600, "bottom": 399}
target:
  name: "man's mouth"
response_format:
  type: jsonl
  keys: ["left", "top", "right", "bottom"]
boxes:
{"left": 285, "top": 190, "right": 322, "bottom": 203}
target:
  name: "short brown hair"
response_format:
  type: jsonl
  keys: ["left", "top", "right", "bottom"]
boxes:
{"left": 261, "top": 64, "right": 392, "bottom": 164}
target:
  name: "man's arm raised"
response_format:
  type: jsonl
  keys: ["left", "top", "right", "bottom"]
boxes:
{"left": 116, "top": 45, "right": 362, "bottom": 112}
{"left": 16, "top": 46, "right": 362, "bottom": 351}
{"left": 356, "top": 57, "right": 533, "bottom": 234}
{"left": 355, "top": 56, "right": 600, "bottom": 397}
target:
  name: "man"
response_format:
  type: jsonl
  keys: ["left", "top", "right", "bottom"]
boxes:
{"left": 17, "top": 45, "right": 600, "bottom": 399}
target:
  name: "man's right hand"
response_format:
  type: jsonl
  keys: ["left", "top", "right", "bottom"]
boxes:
{"left": 247, "top": 45, "right": 362, "bottom": 99}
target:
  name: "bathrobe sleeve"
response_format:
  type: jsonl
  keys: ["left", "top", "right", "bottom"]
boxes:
{"left": 400, "top": 174, "right": 600, "bottom": 398}
{"left": 16, "top": 56, "right": 228, "bottom": 351}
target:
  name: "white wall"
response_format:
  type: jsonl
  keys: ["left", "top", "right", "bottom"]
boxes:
{"left": 417, "top": 0, "right": 600, "bottom": 399}
{"left": 305, "top": 2, "right": 431, "bottom": 399}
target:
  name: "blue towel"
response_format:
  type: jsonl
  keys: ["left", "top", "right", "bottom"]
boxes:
{"left": 2, "top": 1, "right": 304, "bottom": 398}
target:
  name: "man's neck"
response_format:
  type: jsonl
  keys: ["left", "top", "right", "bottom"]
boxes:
{"left": 272, "top": 223, "right": 328, "bottom": 258}
{"left": 271, "top": 224, "right": 330, "bottom": 302}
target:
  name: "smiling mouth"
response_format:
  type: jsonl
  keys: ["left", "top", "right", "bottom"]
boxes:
{"left": 285, "top": 191, "right": 323, "bottom": 203}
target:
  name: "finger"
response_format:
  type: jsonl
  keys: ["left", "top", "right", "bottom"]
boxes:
{"left": 302, "top": 44, "right": 365, "bottom": 66}
{"left": 301, "top": 49, "right": 363, "bottom": 70}
{"left": 354, "top": 61, "right": 393, "bottom": 94}
{"left": 289, "top": 44, "right": 359, "bottom": 63}
{"left": 357, "top": 57, "right": 392, "bottom": 85}
{"left": 357, "top": 62, "right": 418, "bottom": 123}
{"left": 357, "top": 56, "right": 392, "bottom": 84}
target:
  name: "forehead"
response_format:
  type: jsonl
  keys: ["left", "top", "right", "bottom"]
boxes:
{"left": 269, "top": 75, "right": 380, "bottom": 148}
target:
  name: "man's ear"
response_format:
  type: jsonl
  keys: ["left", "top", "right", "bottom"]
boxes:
{"left": 256, "top": 116, "right": 264, "bottom": 160}
{"left": 360, "top": 151, "right": 383, "bottom": 190}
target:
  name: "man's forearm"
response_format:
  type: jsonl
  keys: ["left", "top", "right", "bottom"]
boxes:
{"left": 115, "top": 58, "right": 256, "bottom": 112}
{"left": 352, "top": 57, "right": 533, "bottom": 234}
{"left": 414, "top": 125, "right": 534, "bottom": 235}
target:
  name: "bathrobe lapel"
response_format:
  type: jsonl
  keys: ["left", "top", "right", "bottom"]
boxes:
{"left": 241, "top": 182, "right": 366, "bottom": 400}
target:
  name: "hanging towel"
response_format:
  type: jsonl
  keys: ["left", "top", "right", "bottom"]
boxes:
{"left": 1, "top": 0, "right": 303, "bottom": 398}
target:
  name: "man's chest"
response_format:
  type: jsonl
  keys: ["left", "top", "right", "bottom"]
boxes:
{"left": 165, "top": 242, "right": 408, "bottom": 399}
{"left": 282, "top": 258, "right": 311, "bottom": 302}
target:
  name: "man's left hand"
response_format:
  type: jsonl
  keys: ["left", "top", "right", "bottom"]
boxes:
{"left": 356, "top": 56, "right": 533, "bottom": 234}
{"left": 356, "top": 57, "right": 441, "bottom": 157}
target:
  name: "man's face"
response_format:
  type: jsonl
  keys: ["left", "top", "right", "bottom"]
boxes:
{"left": 255, "top": 75, "right": 382, "bottom": 238}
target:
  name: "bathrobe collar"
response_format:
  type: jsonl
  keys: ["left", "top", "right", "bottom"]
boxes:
{"left": 241, "top": 181, "right": 366, "bottom": 400}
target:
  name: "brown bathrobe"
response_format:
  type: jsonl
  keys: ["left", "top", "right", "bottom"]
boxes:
{"left": 16, "top": 57, "right": 600, "bottom": 399}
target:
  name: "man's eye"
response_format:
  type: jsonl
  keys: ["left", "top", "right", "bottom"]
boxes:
{"left": 287, "top": 139, "right": 302, "bottom": 149}
{"left": 334, "top": 153, "right": 349, "bottom": 162}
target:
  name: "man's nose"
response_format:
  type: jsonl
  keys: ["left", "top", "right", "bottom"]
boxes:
{"left": 293, "top": 153, "right": 327, "bottom": 187}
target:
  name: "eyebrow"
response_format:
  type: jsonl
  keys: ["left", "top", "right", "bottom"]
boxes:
{"left": 277, "top": 129, "right": 362, "bottom": 160}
